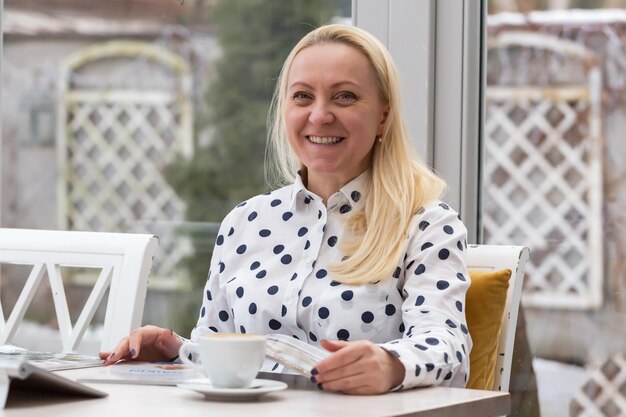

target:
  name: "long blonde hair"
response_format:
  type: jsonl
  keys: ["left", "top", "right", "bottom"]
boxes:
{"left": 266, "top": 24, "right": 445, "bottom": 284}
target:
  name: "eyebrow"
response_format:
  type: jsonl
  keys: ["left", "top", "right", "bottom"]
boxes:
{"left": 288, "top": 80, "right": 361, "bottom": 90}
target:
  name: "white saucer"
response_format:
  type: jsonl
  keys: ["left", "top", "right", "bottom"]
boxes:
{"left": 177, "top": 378, "right": 288, "bottom": 401}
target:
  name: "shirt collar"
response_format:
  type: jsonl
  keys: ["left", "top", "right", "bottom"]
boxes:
{"left": 289, "top": 170, "right": 309, "bottom": 209}
{"left": 336, "top": 170, "right": 368, "bottom": 210}
{"left": 289, "top": 170, "right": 369, "bottom": 211}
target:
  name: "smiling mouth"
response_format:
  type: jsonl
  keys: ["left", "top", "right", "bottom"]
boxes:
{"left": 306, "top": 135, "right": 345, "bottom": 144}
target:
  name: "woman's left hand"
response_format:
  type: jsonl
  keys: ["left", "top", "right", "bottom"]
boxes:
{"left": 311, "top": 339, "right": 405, "bottom": 395}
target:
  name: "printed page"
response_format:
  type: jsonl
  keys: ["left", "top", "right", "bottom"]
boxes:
{"left": 0, "top": 345, "right": 103, "bottom": 371}
{"left": 77, "top": 362, "right": 201, "bottom": 386}
{"left": 265, "top": 334, "right": 330, "bottom": 377}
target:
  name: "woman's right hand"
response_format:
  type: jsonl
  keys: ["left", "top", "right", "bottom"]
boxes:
{"left": 98, "top": 325, "right": 183, "bottom": 365}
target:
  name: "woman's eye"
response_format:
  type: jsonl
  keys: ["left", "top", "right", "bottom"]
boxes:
{"left": 336, "top": 91, "right": 357, "bottom": 102}
{"left": 292, "top": 92, "right": 312, "bottom": 102}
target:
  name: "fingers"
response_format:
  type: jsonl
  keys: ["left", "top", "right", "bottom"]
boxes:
{"left": 100, "top": 326, "right": 152, "bottom": 365}
{"left": 315, "top": 340, "right": 364, "bottom": 375}
{"left": 102, "top": 337, "right": 130, "bottom": 365}
{"left": 99, "top": 325, "right": 183, "bottom": 365}
{"left": 316, "top": 372, "right": 369, "bottom": 394}
{"left": 312, "top": 341, "right": 404, "bottom": 395}
{"left": 127, "top": 327, "right": 147, "bottom": 360}
{"left": 320, "top": 339, "right": 349, "bottom": 353}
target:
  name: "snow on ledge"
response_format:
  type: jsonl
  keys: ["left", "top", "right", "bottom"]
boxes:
{"left": 488, "top": 9, "right": 626, "bottom": 27}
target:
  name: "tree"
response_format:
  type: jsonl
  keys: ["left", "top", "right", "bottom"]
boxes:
{"left": 166, "top": 0, "right": 337, "bottom": 333}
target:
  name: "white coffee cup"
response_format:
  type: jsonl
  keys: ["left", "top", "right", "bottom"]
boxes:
{"left": 179, "top": 333, "right": 266, "bottom": 388}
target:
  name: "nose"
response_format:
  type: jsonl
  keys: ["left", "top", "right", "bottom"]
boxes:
{"left": 308, "top": 101, "right": 335, "bottom": 125}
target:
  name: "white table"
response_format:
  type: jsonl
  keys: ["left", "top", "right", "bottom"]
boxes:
{"left": 0, "top": 366, "right": 510, "bottom": 417}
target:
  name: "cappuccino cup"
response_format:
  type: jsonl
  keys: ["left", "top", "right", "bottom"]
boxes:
{"left": 179, "top": 333, "right": 266, "bottom": 388}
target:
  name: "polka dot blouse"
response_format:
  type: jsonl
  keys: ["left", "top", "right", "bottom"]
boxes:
{"left": 191, "top": 171, "right": 472, "bottom": 390}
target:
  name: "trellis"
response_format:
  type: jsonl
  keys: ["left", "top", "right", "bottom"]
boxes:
{"left": 57, "top": 41, "right": 193, "bottom": 282}
{"left": 571, "top": 352, "right": 626, "bottom": 417}
{"left": 484, "top": 32, "right": 603, "bottom": 309}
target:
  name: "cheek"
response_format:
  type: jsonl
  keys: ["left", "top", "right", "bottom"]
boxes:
{"left": 284, "top": 107, "right": 307, "bottom": 132}
{"left": 285, "top": 127, "right": 304, "bottom": 157}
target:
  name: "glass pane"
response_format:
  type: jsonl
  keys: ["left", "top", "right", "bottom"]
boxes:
{"left": 485, "top": 1, "right": 626, "bottom": 416}
{"left": 1, "top": 0, "right": 351, "bottom": 353}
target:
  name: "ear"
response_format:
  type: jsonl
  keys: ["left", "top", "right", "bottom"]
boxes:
{"left": 378, "top": 104, "right": 390, "bottom": 134}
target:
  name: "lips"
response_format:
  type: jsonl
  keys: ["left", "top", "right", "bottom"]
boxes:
{"left": 306, "top": 135, "right": 344, "bottom": 144}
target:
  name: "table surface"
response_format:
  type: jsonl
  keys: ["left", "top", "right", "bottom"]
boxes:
{"left": 0, "top": 366, "right": 510, "bottom": 417}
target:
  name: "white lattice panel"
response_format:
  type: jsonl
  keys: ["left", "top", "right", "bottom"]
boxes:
{"left": 484, "top": 32, "right": 604, "bottom": 310}
{"left": 571, "top": 353, "right": 626, "bottom": 417}
{"left": 57, "top": 41, "right": 193, "bottom": 281}
{"left": 484, "top": 83, "right": 603, "bottom": 309}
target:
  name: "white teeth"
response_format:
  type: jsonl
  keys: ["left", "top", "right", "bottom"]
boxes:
{"left": 307, "top": 136, "right": 342, "bottom": 144}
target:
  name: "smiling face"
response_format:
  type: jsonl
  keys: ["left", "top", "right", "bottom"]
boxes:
{"left": 284, "top": 42, "right": 389, "bottom": 191}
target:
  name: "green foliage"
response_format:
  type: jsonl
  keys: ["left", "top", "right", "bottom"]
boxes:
{"left": 200, "top": 0, "right": 337, "bottom": 208}
{"left": 166, "top": 0, "right": 337, "bottom": 334}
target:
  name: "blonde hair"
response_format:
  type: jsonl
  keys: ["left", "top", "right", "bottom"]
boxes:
{"left": 266, "top": 24, "right": 445, "bottom": 284}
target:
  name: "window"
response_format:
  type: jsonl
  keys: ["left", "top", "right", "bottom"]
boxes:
{"left": 484, "top": 2, "right": 626, "bottom": 417}
{"left": 1, "top": 0, "right": 351, "bottom": 351}
{"left": 357, "top": 1, "right": 626, "bottom": 416}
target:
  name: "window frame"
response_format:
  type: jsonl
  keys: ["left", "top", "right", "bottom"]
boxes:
{"left": 0, "top": 0, "right": 4, "bottom": 225}
{"left": 354, "top": 0, "right": 485, "bottom": 243}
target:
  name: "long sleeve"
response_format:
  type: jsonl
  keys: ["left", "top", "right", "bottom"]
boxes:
{"left": 190, "top": 212, "right": 238, "bottom": 341}
{"left": 379, "top": 202, "right": 472, "bottom": 389}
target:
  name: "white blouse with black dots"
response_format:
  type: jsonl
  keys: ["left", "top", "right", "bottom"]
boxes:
{"left": 191, "top": 171, "right": 473, "bottom": 390}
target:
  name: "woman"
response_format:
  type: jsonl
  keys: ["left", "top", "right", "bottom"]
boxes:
{"left": 101, "top": 24, "right": 472, "bottom": 395}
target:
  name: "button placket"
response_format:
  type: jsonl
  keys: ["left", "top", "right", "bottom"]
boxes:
{"left": 304, "top": 199, "right": 325, "bottom": 268}
{"left": 285, "top": 198, "right": 325, "bottom": 327}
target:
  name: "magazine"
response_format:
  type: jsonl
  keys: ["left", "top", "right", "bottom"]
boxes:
{"left": 1, "top": 361, "right": 107, "bottom": 402}
{"left": 0, "top": 345, "right": 104, "bottom": 371}
{"left": 77, "top": 361, "right": 202, "bottom": 386}
{"left": 75, "top": 334, "right": 330, "bottom": 386}
{"left": 0, "top": 346, "right": 107, "bottom": 408}
{"left": 265, "top": 334, "right": 330, "bottom": 377}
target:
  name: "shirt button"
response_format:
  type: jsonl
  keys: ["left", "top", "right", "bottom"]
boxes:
{"left": 305, "top": 257, "right": 314, "bottom": 265}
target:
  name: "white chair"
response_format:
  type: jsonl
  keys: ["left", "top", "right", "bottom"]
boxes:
{"left": 466, "top": 244, "right": 530, "bottom": 392}
{"left": 0, "top": 228, "right": 158, "bottom": 353}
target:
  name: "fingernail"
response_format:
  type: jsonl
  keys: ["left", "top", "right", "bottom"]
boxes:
{"left": 317, "top": 383, "right": 323, "bottom": 390}
{"left": 130, "top": 349, "right": 137, "bottom": 358}
{"left": 310, "top": 376, "right": 317, "bottom": 383}
{"left": 311, "top": 367, "right": 319, "bottom": 376}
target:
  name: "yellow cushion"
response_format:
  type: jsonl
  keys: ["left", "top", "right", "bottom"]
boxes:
{"left": 465, "top": 269, "right": 512, "bottom": 390}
